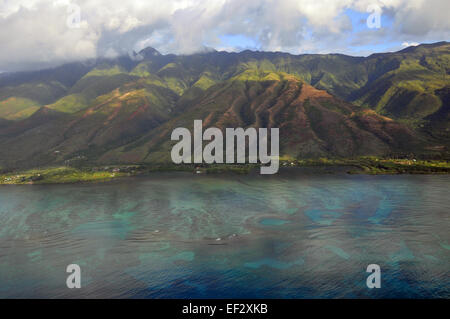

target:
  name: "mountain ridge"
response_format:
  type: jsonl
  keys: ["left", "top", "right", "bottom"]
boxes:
{"left": 0, "top": 42, "right": 448, "bottom": 169}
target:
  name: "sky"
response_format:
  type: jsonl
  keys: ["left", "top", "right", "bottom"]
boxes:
{"left": 0, "top": 0, "right": 449, "bottom": 72}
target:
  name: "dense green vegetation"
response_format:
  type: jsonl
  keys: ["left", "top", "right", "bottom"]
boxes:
{"left": 0, "top": 97, "right": 40, "bottom": 120}
{"left": 0, "top": 166, "right": 125, "bottom": 184}
{"left": 291, "top": 157, "right": 450, "bottom": 174}
{"left": 1, "top": 158, "right": 449, "bottom": 185}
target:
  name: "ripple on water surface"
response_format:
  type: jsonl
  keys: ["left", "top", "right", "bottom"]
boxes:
{"left": 0, "top": 173, "right": 449, "bottom": 298}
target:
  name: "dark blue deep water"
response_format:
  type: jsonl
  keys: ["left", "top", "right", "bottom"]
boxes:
{"left": 0, "top": 172, "right": 449, "bottom": 298}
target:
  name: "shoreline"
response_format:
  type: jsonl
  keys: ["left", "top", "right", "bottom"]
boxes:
{"left": 1, "top": 158, "right": 449, "bottom": 185}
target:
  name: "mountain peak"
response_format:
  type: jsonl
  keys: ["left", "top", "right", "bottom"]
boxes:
{"left": 138, "top": 47, "right": 162, "bottom": 58}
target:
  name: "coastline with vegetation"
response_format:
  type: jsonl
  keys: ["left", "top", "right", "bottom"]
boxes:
{"left": 1, "top": 157, "right": 449, "bottom": 185}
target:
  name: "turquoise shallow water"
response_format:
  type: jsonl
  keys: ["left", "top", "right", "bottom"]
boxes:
{"left": 0, "top": 171, "right": 449, "bottom": 298}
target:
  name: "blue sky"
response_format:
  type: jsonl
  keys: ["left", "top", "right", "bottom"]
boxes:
{"left": 215, "top": 8, "right": 438, "bottom": 56}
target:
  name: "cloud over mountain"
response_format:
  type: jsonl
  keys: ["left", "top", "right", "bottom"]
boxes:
{"left": 0, "top": 0, "right": 449, "bottom": 71}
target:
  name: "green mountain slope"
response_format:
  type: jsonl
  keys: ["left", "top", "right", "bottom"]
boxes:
{"left": 350, "top": 42, "right": 449, "bottom": 129}
{"left": 0, "top": 42, "right": 448, "bottom": 169}
{"left": 100, "top": 78, "right": 424, "bottom": 164}
{"left": 0, "top": 81, "right": 178, "bottom": 168}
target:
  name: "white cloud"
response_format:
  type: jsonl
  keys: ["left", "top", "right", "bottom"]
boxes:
{"left": 402, "top": 42, "right": 419, "bottom": 47}
{"left": 0, "top": 0, "right": 448, "bottom": 71}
